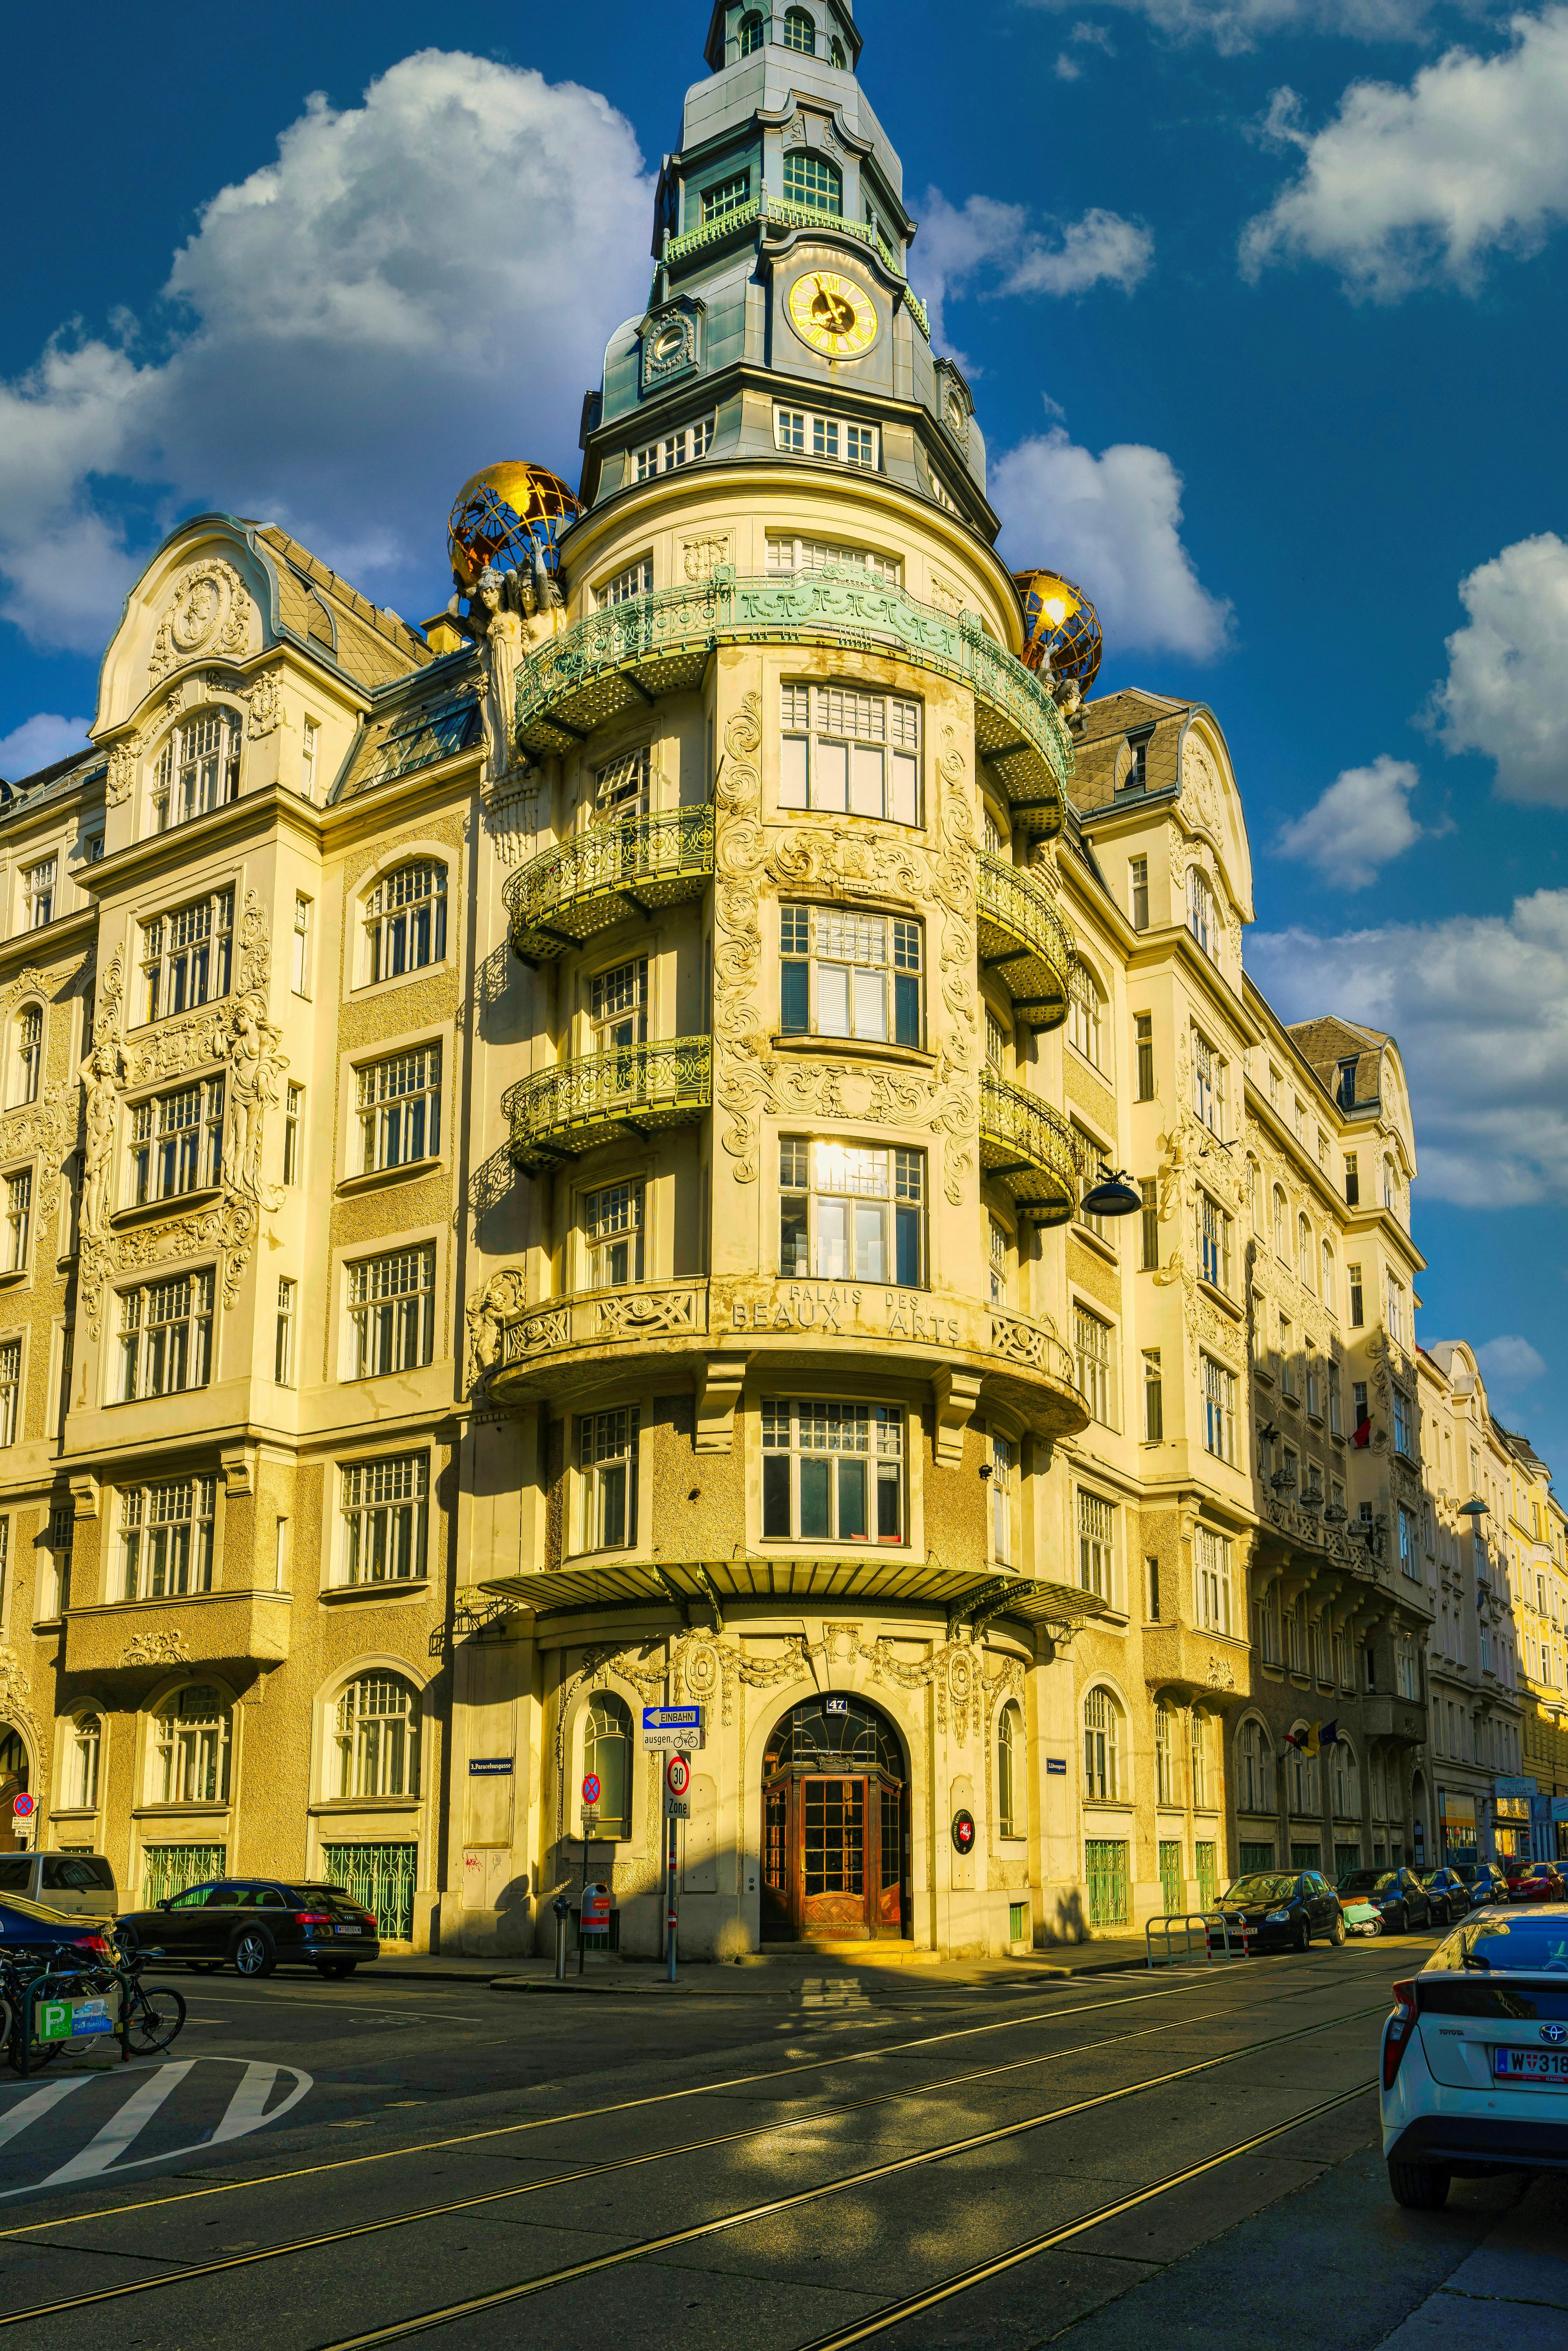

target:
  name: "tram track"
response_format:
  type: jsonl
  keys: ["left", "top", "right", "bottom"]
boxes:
{"left": 0, "top": 1991, "right": 1389, "bottom": 2333}
{"left": 0, "top": 1966, "right": 1248, "bottom": 2238}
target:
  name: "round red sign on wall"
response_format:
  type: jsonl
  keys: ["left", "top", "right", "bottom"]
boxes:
{"left": 951, "top": 1808, "right": 976, "bottom": 1855}
{"left": 582, "top": 1774, "right": 601, "bottom": 1806}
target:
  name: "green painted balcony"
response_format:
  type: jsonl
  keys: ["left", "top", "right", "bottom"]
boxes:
{"left": 514, "top": 570, "right": 1072, "bottom": 835}
{"left": 504, "top": 1037, "right": 712, "bottom": 1172}
{"left": 979, "top": 1070, "right": 1079, "bottom": 1226}
{"left": 975, "top": 851, "right": 1074, "bottom": 1030}
{"left": 505, "top": 807, "right": 714, "bottom": 963}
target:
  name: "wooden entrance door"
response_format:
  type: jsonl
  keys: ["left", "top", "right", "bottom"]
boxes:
{"left": 763, "top": 1773, "right": 905, "bottom": 1940}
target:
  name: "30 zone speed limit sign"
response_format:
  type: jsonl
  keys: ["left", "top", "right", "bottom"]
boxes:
{"left": 665, "top": 1753, "right": 691, "bottom": 1800}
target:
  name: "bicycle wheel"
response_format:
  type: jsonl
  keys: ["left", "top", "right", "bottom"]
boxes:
{"left": 125, "top": 1983, "right": 186, "bottom": 2055}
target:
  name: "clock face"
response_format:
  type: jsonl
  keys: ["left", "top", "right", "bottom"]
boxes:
{"left": 653, "top": 323, "right": 686, "bottom": 361}
{"left": 786, "top": 270, "right": 879, "bottom": 359}
{"left": 945, "top": 392, "right": 966, "bottom": 434}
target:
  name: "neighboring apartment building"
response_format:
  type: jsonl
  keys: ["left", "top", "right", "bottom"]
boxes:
{"left": 0, "top": 0, "right": 1521, "bottom": 1949}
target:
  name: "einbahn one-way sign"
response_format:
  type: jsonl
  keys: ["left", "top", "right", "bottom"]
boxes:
{"left": 642, "top": 1705, "right": 704, "bottom": 1751}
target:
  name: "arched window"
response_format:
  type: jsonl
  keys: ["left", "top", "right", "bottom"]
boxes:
{"left": 1272, "top": 1186, "right": 1286, "bottom": 1260}
{"left": 1322, "top": 1237, "right": 1334, "bottom": 1302}
{"left": 334, "top": 1673, "right": 420, "bottom": 1798}
{"left": 362, "top": 860, "right": 448, "bottom": 983}
{"left": 67, "top": 1713, "right": 101, "bottom": 1810}
{"left": 11, "top": 1005, "right": 41, "bottom": 1107}
{"left": 1383, "top": 1156, "right": 1396, "bottom": 1211}
{"left": 1238, "top": 1719, "right": 1274, "bottom": 1814}
{"left": 1297, "top": 1213, "right": 1312, "bottom": 1289}
{"left": 1288, "top": 1731, "right": 1320, "bottom": 1815}
{"left": 1083, "top": 1687, "right": 1121, "bottom": 1802}
{"left": 1154, "top": 1700, "right": 1177, "bottom": 1806}
{"left": 0, "top": 1727, "right": 28, "bottom": 1814}
{"left": 585, "top": 1693, "right": 632, "bottom": 1838}
{"left": 1190, "top": 1712, "right": 1211, "bottom": 1809}
{"left": 830, "top": 35, "right": 847, "bottom": 65}
{"left": 1333, "top": 1739, "right": 1359, "bottom": 1819}
{"left": 738, "top": 10, "right": 764, "bottom": 54}
{"left": 782, "top": 150, "right": 841, "bottom": 215}
{"left": 152, "top": 709, "right": 240, "bottom": 833}
{"left": 1066, "top": 961, "right": 1102, "bottom": 1068}
{"left": 153, "top": 1684, "right": 231, "bottom": 1805}
{"left": 998, "top": 1702, "right": 1023, "bottom": 1837}
{"left": 783, "top": 6, "right": 816, "bottom": 53}
{"left": 1371, "top": 1752, "right": 1387, "bottom": 1816}
{"left": 1246, "top": 1157, "right": 1262, "bottom": 1226}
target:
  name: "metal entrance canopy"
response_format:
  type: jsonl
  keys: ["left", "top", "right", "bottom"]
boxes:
{"left": 477, "top": 1556, "right": 1117, "bottom": 1633}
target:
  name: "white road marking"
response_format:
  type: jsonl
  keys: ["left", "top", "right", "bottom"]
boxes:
{"left": 0, "top": 2079, "right": 92, "bottom": 2148}
{"left": 40, "top": 2063, "right": 195, "bottom": 2185}
{"left": 209, "top": 2062, "right": 285, "bottom": 2144}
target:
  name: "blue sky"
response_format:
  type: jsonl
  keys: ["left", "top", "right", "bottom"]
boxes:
{"left": 3, "top": 0, "right": 1565, "bottom": 1466}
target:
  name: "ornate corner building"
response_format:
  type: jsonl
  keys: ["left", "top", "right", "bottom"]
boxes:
{"left": 0, "top": 0, "right": 1545, "bottom": 1949}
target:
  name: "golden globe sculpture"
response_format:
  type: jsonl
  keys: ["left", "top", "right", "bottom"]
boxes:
{"left": 447, "top": 462, "right": 582, "bottom": 593}
{"left": 1011, "top": 569, "right": 1103, "bottom": 696}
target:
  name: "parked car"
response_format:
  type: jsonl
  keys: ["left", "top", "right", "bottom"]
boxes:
{"left": 1420, "top": 1868, "right": 1474, "bottom": 1927}
{"left": 0, "top": 1851, "right": 117, "bottom": 1919}
{"left": 114, "top": 1878, "right": 381, "bottom": 1978}
{"left": 1381, "top": 1903, "right": 1568, "bottom": 2209}
{"left": 1334, "top": 1867, "right": 1433, "bottom": 1934}
{"left": 1451, "top": 1861, "right": 1511, "bottom": 1909}
{"left": 1504, "top": 1863, "right": 1568, "bottom": 1904}
{"left": 0, "top": 1893, "right": 115, "bottom": 1959}
{"left": 1208, "top": 1870, "right": 1345, "bottom": 1953}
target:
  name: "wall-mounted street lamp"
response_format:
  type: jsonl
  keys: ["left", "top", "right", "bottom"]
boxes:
{"left": 1458, "top": 1498, "right": 1490, "bottom": 1518}
{"left": 1080, "top": 1168, "right": 1142, "bottom": 1218}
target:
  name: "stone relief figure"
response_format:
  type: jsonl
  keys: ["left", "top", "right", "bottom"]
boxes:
{"left": 471, "top": 567, "right": 525, "bottom": 785}
{"left": 82, "top": 1042, "right": 123, "bottom": 1241}
{"left": 223, "top": 999, "right": 287, "bottom": 1208}
{"left": 465, "top": 1267, "right": 528, "bottom": 1392}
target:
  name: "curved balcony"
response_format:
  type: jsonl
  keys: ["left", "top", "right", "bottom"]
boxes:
{"left": 504, "top": 1037, "right": 711, "bottom": 1172}
{"left": 979, "top": 1070, "right": 1078, "bottom": 1226}
{"left": 505, "top": 807, "right": 714, "bottom": 964}
{"left": 516, "top": 570, "right": 1072, "bottom": 835}
{"left": 975, "top": 852, "right": 1073, "bottom": 1030}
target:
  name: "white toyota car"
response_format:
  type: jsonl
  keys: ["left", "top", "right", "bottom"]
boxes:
{"left": 1381, "top": 1903, "right": 1568, "bottom": 2207}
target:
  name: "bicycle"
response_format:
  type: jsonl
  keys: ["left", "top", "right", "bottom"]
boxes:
{"left": 0, "top": 1940, "right": 186, "bottom": 2074}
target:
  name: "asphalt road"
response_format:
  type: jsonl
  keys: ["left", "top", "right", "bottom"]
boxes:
{"left": 0, "top": 1937, "right": 1561, "bottom": 2351}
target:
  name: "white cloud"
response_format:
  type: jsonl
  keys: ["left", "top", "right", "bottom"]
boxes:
{"left": 1429, "top": 532, "right": 1568, "bottom": 805}
{"left": 0, "top": 712, "right": 92, "bottom": 780}
{"left": 1477, "top": 1335, "right": 1548, "bottom": 1386}
{"left": 916, "top": 191, "right": 1152, "bottom": 349}
{"left": 1024, "top": 0, "right": 1445, "bottom": 54}
{"left": 1276, "top": 753, "right": 1424, "bottom": 887}
{"left": 993, "top": 426, "right": 1232, "bottom": 660}
{"left": 1248, "top": 889, "right": 1568, "bottom": 1205}
{"left": 0, "top": 51, "right": 654, "bottom": 654}
{"left": 1241, "top": 10, "right": 1568, "bottom": 297}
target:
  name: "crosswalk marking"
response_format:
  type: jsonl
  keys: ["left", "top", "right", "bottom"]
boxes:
{"left": 0, "top": 2080, "right": 91, "bottom": 2151}
{"left": 39, "top": 2064, "right": 195, "bottom": 2186}
{"left": 209, "top": 2062, "right": 284, "bottom": 2145}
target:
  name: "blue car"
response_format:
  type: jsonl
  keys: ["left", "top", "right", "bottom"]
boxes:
{"left": 0, "top": 1893, "right": 114, "bottom": 1960}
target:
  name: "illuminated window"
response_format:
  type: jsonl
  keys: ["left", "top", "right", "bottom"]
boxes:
{"left": 341, "top": 1453, "right": 428, "bottom": 1583}
{"left": 151, "top": 711, "right": 239, "bottom": 833}
{"left": 584, "top": 1180, "right": 645, "bottom": 1289}
{"left": 117, "top": 1271, "right": 214, "bottom": 1402}
{"left": 128, "top": 1078, "right": 225, "bottom": 1206}
{"left": 778, "top": 1136, "right": 924, "bottom": 1286}
{"left": 1083, "top": 1685, "right": 1121, "bottom": 1800}
{"left": 335, "top": 1674, "right": 420, "bottom": 1799}
{"left": 356, "top": 1046, "right": 441, "bottom": 1173}
{"left": 153, "top": 1685, "right": 230, "bottom": 1804}
{"left": 361, "top": 862, "right": 447, "bottom": 983}
{"left": 119, "top": 1475, "right": 216, "bottom": 1599}
{"left": 347, "top": 1247, "right": 436, "bottom": 1379}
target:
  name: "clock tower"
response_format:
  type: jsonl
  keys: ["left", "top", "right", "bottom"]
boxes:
{"left": 579, "top": 0, "right": 991, "bottom": 532}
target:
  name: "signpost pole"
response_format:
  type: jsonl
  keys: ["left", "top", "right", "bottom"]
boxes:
{"left": 666, "top": 1806, "right": 678, "bottom": 1983}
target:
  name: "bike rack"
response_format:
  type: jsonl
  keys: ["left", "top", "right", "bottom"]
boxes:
{"left": 1144, "top": 1910, "right": 1253, "bottom": 1969}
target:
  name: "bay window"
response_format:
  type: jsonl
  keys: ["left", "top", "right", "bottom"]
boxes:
{"left": 761, "top": 1399, "right": 904, "bottom": 1543}
{"left": 779, "top": 682, "right": 919, "bottom": 823}
{"left": 779, "top": 904, "right": 922, "bottom": 1045}
{"left": 779, "top": 1137, "right": 924, "bottom": 1286}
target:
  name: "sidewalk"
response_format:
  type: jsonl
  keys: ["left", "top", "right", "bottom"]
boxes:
{"left": 359, "top": 1934, "right": 1167, "bottom": 1990}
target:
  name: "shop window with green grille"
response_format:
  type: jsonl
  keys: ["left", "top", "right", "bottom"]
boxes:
{"left": 1334, "top": 1842, "right": 1362, "bottom": 1879}
{"left": 1085, "top": 1839, "right": 1129, "bottom": 1926}
{"left": 1196, "top": 1841, "right": 1217, "bottom": 1909}
{"left": 1290, "top": 1842, "right": 1321, "bottom": 1871}
{"left": 1239, "top": 1841, "right": 1275, "bottom": 1874}
{"left": 142, "top": 1842, "right": 225, "bottom": 1907}
{"left": 320, "top": 1842, "right": 418, "bottom": 1944}
{"left": 1008, "top": 1901, "right": 1029, "bottom": 1944}
{"left": 1158, "top": 1840, "right": 1183, "bottom": 1916}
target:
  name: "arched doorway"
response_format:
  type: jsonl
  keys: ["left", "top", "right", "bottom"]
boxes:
{"left": 762, "top": 1694, "right": 908, "bottom": 1942}
{"left": 0, "top": 1727, "right": 29, "bottom": 1856}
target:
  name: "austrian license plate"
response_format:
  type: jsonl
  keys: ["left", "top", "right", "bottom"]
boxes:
{"left": 1493, "top": 2047, "right": 1568, "bottom": 2081}
{"left": 335, "top": 1924, "right": 362, "bottom": 1936}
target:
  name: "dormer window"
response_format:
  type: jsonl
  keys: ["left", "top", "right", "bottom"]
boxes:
{"left": 739, "top": 10, "right": 764, "bottom": 55}
{"left": 633, "top": 418, "right": 715, "bottom": 480}
{"left": 783, "top": 151, "right": 841, "bottom": 215}
{"left": 151, "top": 709, "right": 239, "bottom": 834}
{"left": 774, "top": 409, "right": 877, "bottom": 467}
{"left": 701, "top": 170, "right": 751, "bottom": 225}
{"left": 783, "top": 7, "right": 816, "bottom": 54}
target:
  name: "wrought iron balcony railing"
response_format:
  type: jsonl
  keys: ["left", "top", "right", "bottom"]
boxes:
{"left": 515, "top": 570, "right": 1071, "bottom": 833}
{"left": 975, "top": 852, "right": 1074, "bottom": 1030}
{"left": 505, "top": 806, "right": 715, "bottom": 963}
{"left": 978, "top": 1070, "right": 1078, "bottom": 1226}
{"left": 503, "top": 1038, "right": 712, "bottom": 1172}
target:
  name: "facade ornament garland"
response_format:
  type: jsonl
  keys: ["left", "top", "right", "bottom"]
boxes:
{"left": 121, "top": 1628, "right": 192, "bottom": 1668}
{"left": 712, "top": 694, "right": 770, "bottom": 1182}
{"left": 245, "top": 668, "right": 284, "bottom": 739}
{"left": 0, "top": 1647, "right": 39, "bottom": 1745}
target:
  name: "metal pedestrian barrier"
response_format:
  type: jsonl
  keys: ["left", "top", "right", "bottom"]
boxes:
{"left": 1145, "top": 1910, "right": 1254, "bottom": 1969}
